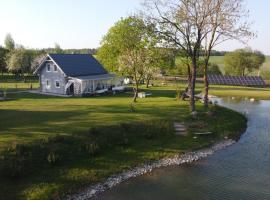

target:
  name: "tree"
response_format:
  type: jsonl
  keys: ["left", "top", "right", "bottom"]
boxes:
{"left": 208, "top": 63, "right": 222, "bottom": 75}
{"left": 7, "top": 48, "right": 34, "bottom": 75}
{"left": 143, "top": 0, "right": 210, "bottom": 112}
{"left": 224, "top": 48, "right": 265, "bottom": 76}
{"left": 31, "top": 53, "right": 46, "bottom": 72}
{"left": 4, "top": 33, "right": 15, "bottom": 51}
{"left": 97, "top": 16, "right": 160, "bottom": 102}
{"left": 118, "top": 49, "right": 146, "bottom": 102}
{"left": 199, "top": 0, "right": 254, "bottom": 108}
{"left": 143, "top": 0, "right": 253, "bottom": 110}
{"left": 54, "top": 43, "right": 63, "bottom": 54}
{"left": 0, "top": 47, "right": 8, "bottom": 75}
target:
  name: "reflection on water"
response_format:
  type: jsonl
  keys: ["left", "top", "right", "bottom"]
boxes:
{"left": 97, "top": 98, "right": 270, "bottom": 200}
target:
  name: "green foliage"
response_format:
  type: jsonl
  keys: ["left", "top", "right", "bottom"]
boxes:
{"left": 97, "top": 16, "right": 145, "bottom": 73}
{"left": 47, "top": 152, "right": 62, "bottom": 165}
{"left": 6, "top": 48, "right": 36, "bottom": 75}
{"left": 83, "top": 142, "right": 100, "bottom": 156}
{"left": 0, "top": 143, "right": 29, "bottom": 178}
{"left": 224, "top": 48, "right": 265, "bottom": 76}
{"left": 172, "top": 57, "right": 204, "bottom": 76}
{"left": 260, "top": 70, "right": 270, "bottom": 80}
{"left": 208, "top": 63, "right": 222, "bottom": 75}
{"left": 0, "top": 47, "right": 8, "bottom": 74}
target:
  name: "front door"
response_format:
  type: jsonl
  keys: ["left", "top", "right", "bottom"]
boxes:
{"left": 69, "top": 83, "right": 74, "bottom": 95}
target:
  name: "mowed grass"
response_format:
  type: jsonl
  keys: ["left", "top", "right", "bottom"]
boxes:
{"left": 209, "top": 85, "right": 270, "bottom": 99}
{"left": 0, "top": 89, "right": 183, "bottom": 149}
{"left": 0, "top": 85, "right": 247, "bottom": 200}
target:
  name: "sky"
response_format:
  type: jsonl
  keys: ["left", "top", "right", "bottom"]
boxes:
{"left": 0, "top": 0, "right": 269, "bottom": 54}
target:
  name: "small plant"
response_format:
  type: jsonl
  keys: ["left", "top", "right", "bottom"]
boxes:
{"left": 0, "top": 143, "right": 29, "bottom": 178}
{"left": 84, "top": 142, "right": 100, "bottom": 156}
{"left": 47, "top": 152, "right": 61, "bottom": 165}
{"left": 129, "top": 103, "right": 136, "bottom": 112}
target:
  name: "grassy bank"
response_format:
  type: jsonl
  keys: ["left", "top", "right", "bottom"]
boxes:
{"left": 0, "top": 86, "right": 247, "bottom": 200}
{"left": 209, "top": 85, "right": 270, "bottom": 100}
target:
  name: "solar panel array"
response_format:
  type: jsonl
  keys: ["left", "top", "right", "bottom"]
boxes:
{"left": 208, "top": 75, "right": 266, "bottom": 86}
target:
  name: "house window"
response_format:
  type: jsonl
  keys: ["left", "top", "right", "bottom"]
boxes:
{"left": 54, "top": 65, "right": 57, "bottom": 72}
{"left": 55, "top": 81, "right": 60, "bottom": 88}
{"left": 46, "top": 80, "right": 50, "bottom": 88}
{"left": 47, "top": 64, "right": 51, "bottom": 72}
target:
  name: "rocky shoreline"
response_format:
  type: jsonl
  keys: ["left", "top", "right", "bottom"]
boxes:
{"left": 67, "top": 139, "right": 235, "bottom": 200}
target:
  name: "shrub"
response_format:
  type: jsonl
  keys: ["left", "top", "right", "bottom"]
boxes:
{"left": 0, "top": 144, "right": 29, "bottom": 178}
{"left": 83, "top": 142, "right": 100, "bottom": 156}
{"left": 261, "top": 70, "right": 270, "bottom": 80}
{"left": 47, "top": 152, "right": 62, "bottom": 165}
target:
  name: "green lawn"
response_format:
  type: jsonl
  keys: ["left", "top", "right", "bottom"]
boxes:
{"left": 0, "top": 85, "right": 247, "bottom": 200}
{"left": 209, "top": 85, "right": 270, "bottom": 99}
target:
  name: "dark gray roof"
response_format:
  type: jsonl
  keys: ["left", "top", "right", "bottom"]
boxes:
{"left": 49, "top": 54, "right": 108, "bottom": 77}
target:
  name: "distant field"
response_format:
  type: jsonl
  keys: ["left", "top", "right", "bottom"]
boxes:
{"left": 175, "top": 55, "right": 270, "bottom": 75}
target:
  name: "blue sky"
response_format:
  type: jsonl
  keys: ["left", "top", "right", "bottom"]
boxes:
{"left": 0, "top": 0, "right": 269, "bottom": 54}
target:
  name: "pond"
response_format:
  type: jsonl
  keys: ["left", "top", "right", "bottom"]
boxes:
{"left": 96, "top": 97, "right": 270, "bottom": 200}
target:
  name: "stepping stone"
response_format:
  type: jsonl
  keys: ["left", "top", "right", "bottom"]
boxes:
{"left": 174, "top": 122, "right": 187, "bottom": 136}
{"left": 175, "top": 127, "right": 187, "bottom": 132}
{"left": 194, "top": 132, "right": 212, "bottom": 135}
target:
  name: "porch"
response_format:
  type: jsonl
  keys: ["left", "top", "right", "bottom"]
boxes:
{"left": 66, "top": 74, "right": 124, "bottom": 96}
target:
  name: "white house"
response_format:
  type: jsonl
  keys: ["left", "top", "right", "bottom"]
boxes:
{"left": 34, "top": 54, "right": 123, "bottom": 96}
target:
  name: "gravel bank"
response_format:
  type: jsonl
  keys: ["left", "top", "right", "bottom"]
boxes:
{"left": 67, "top": 139, "right": 235, "bottom": 200}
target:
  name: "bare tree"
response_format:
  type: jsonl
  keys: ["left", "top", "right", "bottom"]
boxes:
{"left": 143, "top": 0, "right": 212, "bottom": 112}
{"left": 142, "top": 0, "right": 253, "bottom": 111}
{"left": 200, "top": 0, "right": 254, "bottom": 108}
{"left": 31, "top": 54, "right": 46, "bottom": 72}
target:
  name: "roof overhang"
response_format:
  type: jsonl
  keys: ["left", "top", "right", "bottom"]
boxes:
{"left": 70, "top": 73, "right": 116, "bottom": 81}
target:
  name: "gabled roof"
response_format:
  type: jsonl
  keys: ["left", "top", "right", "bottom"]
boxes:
{"left": 35, "top": 54, "right": 108, "bottom": 77}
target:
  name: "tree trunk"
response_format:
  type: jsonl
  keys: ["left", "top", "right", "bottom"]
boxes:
{"left": 203, "top": 70, "right": 209, "bottom": 108}
{"left": 133, "top": 83, "right": 139, "bottom": 103}
{"left": 203, "top": 58, "right": 210, "bottom": 109}
{"left": 189, "top": 59, "right": 197, "bottom": 112}
{"left": 146, "top": 76, "right": 151, "bottom": 88}
{"left": 181, "top": 64, "right": 192, "bottom": 101}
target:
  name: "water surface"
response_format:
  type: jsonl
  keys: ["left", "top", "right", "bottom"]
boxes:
{"left": 97, "top": 98, "right": 270, "bottom": 200}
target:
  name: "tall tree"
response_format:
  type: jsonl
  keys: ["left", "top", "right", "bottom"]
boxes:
{"left": 7, "top": 48, "right": 35, "bottom": 75}
{"left": 54, "top": 43, "right": 63, "bottom": 54}
{"left": 0, "top": 47, "right": 8, "bottom": 75}
{"left": 31, "top": 53, "right": 47, "bottom": 72}
{"left": 4, "top": 33, "right": 15, "bottom": 51}
{"left": 224, "top": 48, "right": 265, "bottom": 76}
{"left": 97, "top": 16, "right": 160, "bottom": 102}
{"left": 199, "top": 0, "right": 254, "bottom": 108}
{"left": 143, "top": 0, "right": 253, "bottom": 111}
{"left": 143, "top": 0, "right": 210, "bottom": 112}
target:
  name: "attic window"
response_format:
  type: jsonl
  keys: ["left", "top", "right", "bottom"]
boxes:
{"left": 47, "top": 64, "right": 51, "bottom": 72}
{"left": 54, "top": 65, "right": 57, "bottom": 72}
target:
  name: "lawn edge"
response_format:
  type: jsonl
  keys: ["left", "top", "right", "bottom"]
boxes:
{"left": 66, "top": 139, "right": 240, "bottom": 200}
